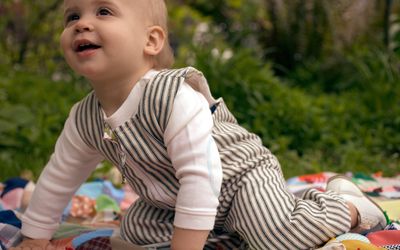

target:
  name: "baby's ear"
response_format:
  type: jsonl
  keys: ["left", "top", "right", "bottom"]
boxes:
{"left": 144, "top": 26, "right": 165, "bottom": 56}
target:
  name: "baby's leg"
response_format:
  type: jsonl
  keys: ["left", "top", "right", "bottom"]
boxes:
{"left": 121, "top": 199, "right": 246, "bottom": 249}
{"left": 121, "top": 200, "right": 243, "bottom": 249}
{"left": 121, "top": 199, "right": 174, "bottom": 246}
{"left": 224, "top": 166, "right": 351, "bottom": 249}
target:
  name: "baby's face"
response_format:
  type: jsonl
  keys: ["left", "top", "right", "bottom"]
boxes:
{"left": 60, "top": 0, "right": 151, "bottom": 80}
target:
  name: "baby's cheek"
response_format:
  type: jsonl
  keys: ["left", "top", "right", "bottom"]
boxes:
{"left": 60, "top": 30, "right": 70, "bottom": 53}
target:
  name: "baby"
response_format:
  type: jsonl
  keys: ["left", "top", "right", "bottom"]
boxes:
{"left": 12, "top": 0, "right": 387, "bottom": 249}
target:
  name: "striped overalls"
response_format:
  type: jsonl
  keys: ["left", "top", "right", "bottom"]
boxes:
{"left": 74, "top": 67, "right": 351, "bottom": 249}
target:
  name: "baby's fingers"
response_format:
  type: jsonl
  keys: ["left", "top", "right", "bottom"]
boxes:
{"left": 10, "top": 246, "right": 55, "bottom": 250}
{"left": 9, "top": 239, "right": 55, "bottom": 250}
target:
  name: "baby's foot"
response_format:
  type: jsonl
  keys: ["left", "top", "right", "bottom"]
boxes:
{"left": 326, "top": 175, "right": 387, "bottom": 234}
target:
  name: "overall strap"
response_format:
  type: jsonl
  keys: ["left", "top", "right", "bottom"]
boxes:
{"left": 136, "top": 67, "right": 194, "bottom": 143}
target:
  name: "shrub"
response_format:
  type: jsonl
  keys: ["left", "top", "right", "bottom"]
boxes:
{"left": 0, "top": 68, "right": 89, "bottom": 179}
{"left": 190, "top": 46, "right": 400, "bottom": 177}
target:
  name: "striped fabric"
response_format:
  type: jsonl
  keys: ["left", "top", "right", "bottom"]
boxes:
{"left": 75, "top": 67, "right": 351, "bottom": 249}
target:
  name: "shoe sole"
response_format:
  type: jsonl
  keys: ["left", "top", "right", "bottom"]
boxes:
{"left": 327, "top": 175, "right": 387, "bottom": 229}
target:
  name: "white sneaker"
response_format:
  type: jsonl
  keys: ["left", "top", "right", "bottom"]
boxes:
{"left": 326, "top": 175, "right": 387, "bottom": 234}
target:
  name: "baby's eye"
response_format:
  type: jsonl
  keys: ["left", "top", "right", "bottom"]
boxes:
{"left": 97, "top": 7, "right": 112, "bottom": 16}
{"left": 65, "top": 13, "right": 80, "bottom": 24}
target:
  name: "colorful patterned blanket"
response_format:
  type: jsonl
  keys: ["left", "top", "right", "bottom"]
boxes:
{"left": 287, "top": 172, "right": 400, "bottom": 250}
{"left": 1, "top": 172, "right": 399, "bottom": 249}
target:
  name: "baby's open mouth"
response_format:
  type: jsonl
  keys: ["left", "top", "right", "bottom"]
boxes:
{"left": 76, "top": 43, "right": 101, "bottom": 52}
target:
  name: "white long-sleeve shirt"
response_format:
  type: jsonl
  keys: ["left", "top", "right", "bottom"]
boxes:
{"left": 21, "top": 70, "right": 222, "bottom": 239}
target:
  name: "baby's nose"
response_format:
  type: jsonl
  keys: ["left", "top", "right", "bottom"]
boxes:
{"left": 75, "top": 20, "right": 94, "bottom": 33}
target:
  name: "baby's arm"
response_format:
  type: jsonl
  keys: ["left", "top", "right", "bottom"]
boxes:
{"left": 165, "top": 82, "right": 223, "bottom": 248}
{"left": 171, "top": 227, "right": 210, "bottom": 250}
{"left": 20, "top": 104, "right": 103, "bottom": 240}
{"left": 9, "top": 238, "right": 55, "bottom": 250}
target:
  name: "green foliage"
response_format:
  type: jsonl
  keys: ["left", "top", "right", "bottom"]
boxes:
{"left": 389, "top": 13, "right": 400, "bottom": 55}
{"left": 0, "top": 68, "right": 89, "bottom": 179}
{"left": 191, "top": 46, "right": 400, "bottom": 177}
{"left": 1, "top": 1, "right": 400, "bottom": 180}
{"left": 0, "top": 1, "right": 64, "bottom": 73}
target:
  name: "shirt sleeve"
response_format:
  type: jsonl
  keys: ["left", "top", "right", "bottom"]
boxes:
{"left": 21, "top": 104, "right": 103, "bottom": 239}
{"left": 164, "top": 82, "right": 222, "bottom": 230}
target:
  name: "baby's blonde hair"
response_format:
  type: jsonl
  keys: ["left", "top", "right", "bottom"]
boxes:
{"left": 145, "top": 0, "right": 174, "bottom": 69}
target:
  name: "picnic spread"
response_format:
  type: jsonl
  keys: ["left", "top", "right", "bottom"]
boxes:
{"left": 1, "top": 171, "right": 399, "bottom": 249}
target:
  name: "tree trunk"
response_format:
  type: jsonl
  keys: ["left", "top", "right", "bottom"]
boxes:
{"left": 383, "top": 0, "right": 393, "bottom": 49}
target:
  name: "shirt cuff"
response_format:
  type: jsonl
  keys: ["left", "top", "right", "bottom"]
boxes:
{"left": 173, "top": 207, "right": 217, "bottom": 230}
{"left": 21, "top": 218, "right": 59, "bottom": 240}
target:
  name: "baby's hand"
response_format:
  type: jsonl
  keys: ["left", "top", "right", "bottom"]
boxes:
{"left": 9, "top": 238, "right": 56, "bottom": 250}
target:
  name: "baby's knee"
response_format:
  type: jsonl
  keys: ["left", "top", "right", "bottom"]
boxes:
{"left": 120, "top": 216, "right": 144, "bottom": 245}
